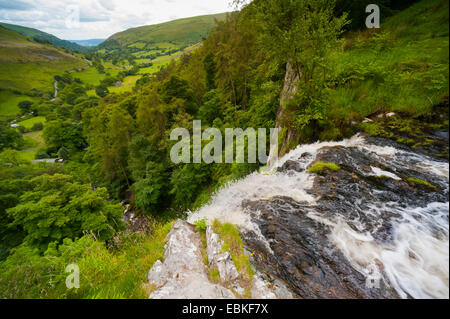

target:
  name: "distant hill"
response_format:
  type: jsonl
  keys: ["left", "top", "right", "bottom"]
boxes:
{"left": 100, "top": 13, "right": 227, "bottom": 49}
{"left": 0, "top": 22, "right": 87, "bottom": 52}
{"left": 71, "top": 39, "right": 105, "bottom": 47}
{"left": 95, "top": 13, "right": 227, "bottom": 75}
{"left": 0, "top": 26, "right": 88, "bottom": 94}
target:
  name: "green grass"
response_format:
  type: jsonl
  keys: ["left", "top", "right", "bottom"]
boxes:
{"left": 209, "top": 268, "right": 220, "bottom": 283}
{"left": 0, "top": 91, "right": 35, "bottom": 118}
{"left": 138, "top": 61, "right": 171, "bottom": 75}
{"left": 108, "top": 75, "right": 141, "bottom": 93}
{"left": 102, "top": 13, "right": 226, "bottom": 48}
{"left": 308, "top": 162, "right": 341, "bottom": 174}
{"left": 16, "top": 130, "right": 45, "bottom": 161}
{"left": 0, "top": 220, "right": 174, "bottom": 299}
{"left": 18, "top": 130, "right": 45, "bottom": 161}
{"left": 320, "top": 0, "right": 449, "bottom": 140}
{"left": 0, "top": 26, "right": 88, "bottom": 94}
{"left": 72, "top": 67, "right": 106, "bottom": 86}
{"left": 0, "top": 22, "right": 86, "bottom": 52}
{"left": 17, "top": 116, "right": 46, "bottom": 129}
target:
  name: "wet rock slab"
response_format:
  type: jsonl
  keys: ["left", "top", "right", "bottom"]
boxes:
{"left": 242, "top": 197, "right": 399, "bottom": 299}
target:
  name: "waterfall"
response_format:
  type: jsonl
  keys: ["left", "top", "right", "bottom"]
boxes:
{"left": 188, "top": 134, "right": 449, "bottom": 299}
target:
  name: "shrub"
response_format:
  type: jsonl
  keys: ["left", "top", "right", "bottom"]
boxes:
{"left": 30, "top": 122, "right": 44, "bottom": 132}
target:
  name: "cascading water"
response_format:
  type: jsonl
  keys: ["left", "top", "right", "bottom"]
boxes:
{"left": 188, "top": 134, "right": 449, "bottom": 299}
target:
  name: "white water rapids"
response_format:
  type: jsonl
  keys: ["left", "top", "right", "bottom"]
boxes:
{"left": 188, "top": 134, "right": 449, "bottom": 299}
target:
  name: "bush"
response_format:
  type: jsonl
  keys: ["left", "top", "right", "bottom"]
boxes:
{"left": 30, "top": 122, "right": 44, "bottom": 132}
{"left": 7, "top": 174, "right": 125, "bottom": 251}
{"left": 35, "top": 148, "right": 49, "bottom": 160}
{"left": 0, "top": 221, "right": 174, "bottom": 299}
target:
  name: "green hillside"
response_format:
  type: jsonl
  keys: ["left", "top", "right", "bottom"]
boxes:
{"left": 0, "top": 26, "right": 88, "bottom": 118}
{"left": 96, "top": 13, "right": 227, "bottom": 75}
{"left": 101, "top": 13, "right": 227, "bottom": 49}
{"left": 0, "top": 26, "right": 88, "bottom": 92}
{"left": 0, "top": 22, "right": 87, "bottom": 52}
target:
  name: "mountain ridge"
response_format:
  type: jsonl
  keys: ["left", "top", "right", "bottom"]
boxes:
{"left": 100, "top": 12, "right": 227, "bottom": 49}
{"left": 0, "top": 21, "right": 88, "bottom": 52}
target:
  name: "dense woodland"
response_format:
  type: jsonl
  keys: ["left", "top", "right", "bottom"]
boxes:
{"left": 0, "top": 0, "right": 448, "bottom": 298}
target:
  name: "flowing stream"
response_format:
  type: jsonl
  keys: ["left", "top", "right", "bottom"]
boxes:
{"left": 51, "top": 81, "right": 58, "bottom": 101}
{"left": 188, "top": 134, "right": 449, "bottom": 299}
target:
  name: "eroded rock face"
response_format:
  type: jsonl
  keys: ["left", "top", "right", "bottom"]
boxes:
{"left": 122, "top": 205, "right": 150, "bottom": 233}
{"left": 147, "top": 220, "right": 294, "bottom": 299}
{"left": 242, "top": 197, "right": 399, "bottom": 299}
{"left": 147, "top": 220, "right": 235, "bottom": 299}
{"left": 206, "top": 226, "right": 240, "bottom": 284}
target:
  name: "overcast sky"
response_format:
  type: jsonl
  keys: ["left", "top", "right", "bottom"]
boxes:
{"left": 0, "top": 0, "right": 232, "bottom": 40}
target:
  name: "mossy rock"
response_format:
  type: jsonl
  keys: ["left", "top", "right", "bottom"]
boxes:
{"left": 407, "top": 177, "right": 438, "bottom": 190}
{"left": 308, "top": 162, "right": 341, "bottom": 174}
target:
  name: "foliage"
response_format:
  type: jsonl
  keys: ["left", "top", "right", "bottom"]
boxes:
{"left": 0, "top": 123, "right": 24, "bottom": 151}
{"left": 18, "top": 100, "right": 33, "bottom": 114}
{"left": 0, "top": 221, "right": 173, "bottom": 298}
{"left": 43, "top": 120, "right": 84, "bottom": 157}
{"left": 194, "top": 218, "right": 207, "bottom": 232}
{"left": 170, "top": 164, "right": 211, "bottom": 210}
{"left": 7, "top": 174, "right": 125, "bottom": 251}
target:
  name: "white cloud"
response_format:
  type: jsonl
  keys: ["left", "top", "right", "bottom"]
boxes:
{"left": 0, "top": 0, "right": 231, "bottom": 40}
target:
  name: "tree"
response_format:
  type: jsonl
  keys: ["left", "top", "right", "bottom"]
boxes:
{"left": 203, "top": 52, "right": 217, "bottom": 91}
{"left": 0, "top": 149, "right": 30, "bottom": 166}
{"left": 18, "top": 101, "right": 33, "bottom": 114}
{"left": 209, "top": 13, "right": 255, "bottom": 109}
{"left": 96, "top": 84, "right": 109, "bottom": 98}
{"left": 133, "top": 162, "right": 169, "bottom": 215}
{"left": 43, "top": 120, "right": 84, "bottom": 155}
{"left": 170, "top": 164, "right": 211, "bottom": 209}
{"left": 7, "top": 174, "right": 125, "bottom": 252}
{"left": 84, "top": 104, "right": 135, "bottom": 193}
{"left": 249, "top": 0, "right": 349, "bottom": 130}
{"left": 0, "top": 124, "right": 24, "bottom": 151}
{"left": 161, "top": 76, "right": 198, "bottom": 115}
{"left": 198, "top": 90, "right": 221, "bottom": 125}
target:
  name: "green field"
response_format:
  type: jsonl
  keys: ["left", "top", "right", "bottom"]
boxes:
{"left": 0, "top": 91, "right": 35, "bottom": 118}
{"left": 19, "top": 130, "right": 45, "bottom": 161}
{"left": 17, "top": 116, "right": 46, "bottom": 129}
{"left": 72, "top": 67, "right": 106, "bottom": 86}
{"left": 325, "top": 0, "right": 449, "bottom": 129}
{"left": 0, "top": 22, "right": 86, "bottom": 52}
{"left": 108, "top": 75, "right": 142, "bottom": 93}
{"left": 138, "top": 61, "right": 172, "bottom": 75}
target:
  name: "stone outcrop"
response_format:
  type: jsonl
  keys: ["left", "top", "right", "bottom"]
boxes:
{"left": 147, "top": 219, "right": 295, "bottom": 299}
{"left": 122, "top": 204, "right": 150, "bottom": 233}
{"left": 205, "top": 225, "right": 242, "bottom": 293}
{"left": 147, "top": 220, "right": 235, "bottom": 299}
{"left": 275, "top": 61, "right": 302, "bottom": 156}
